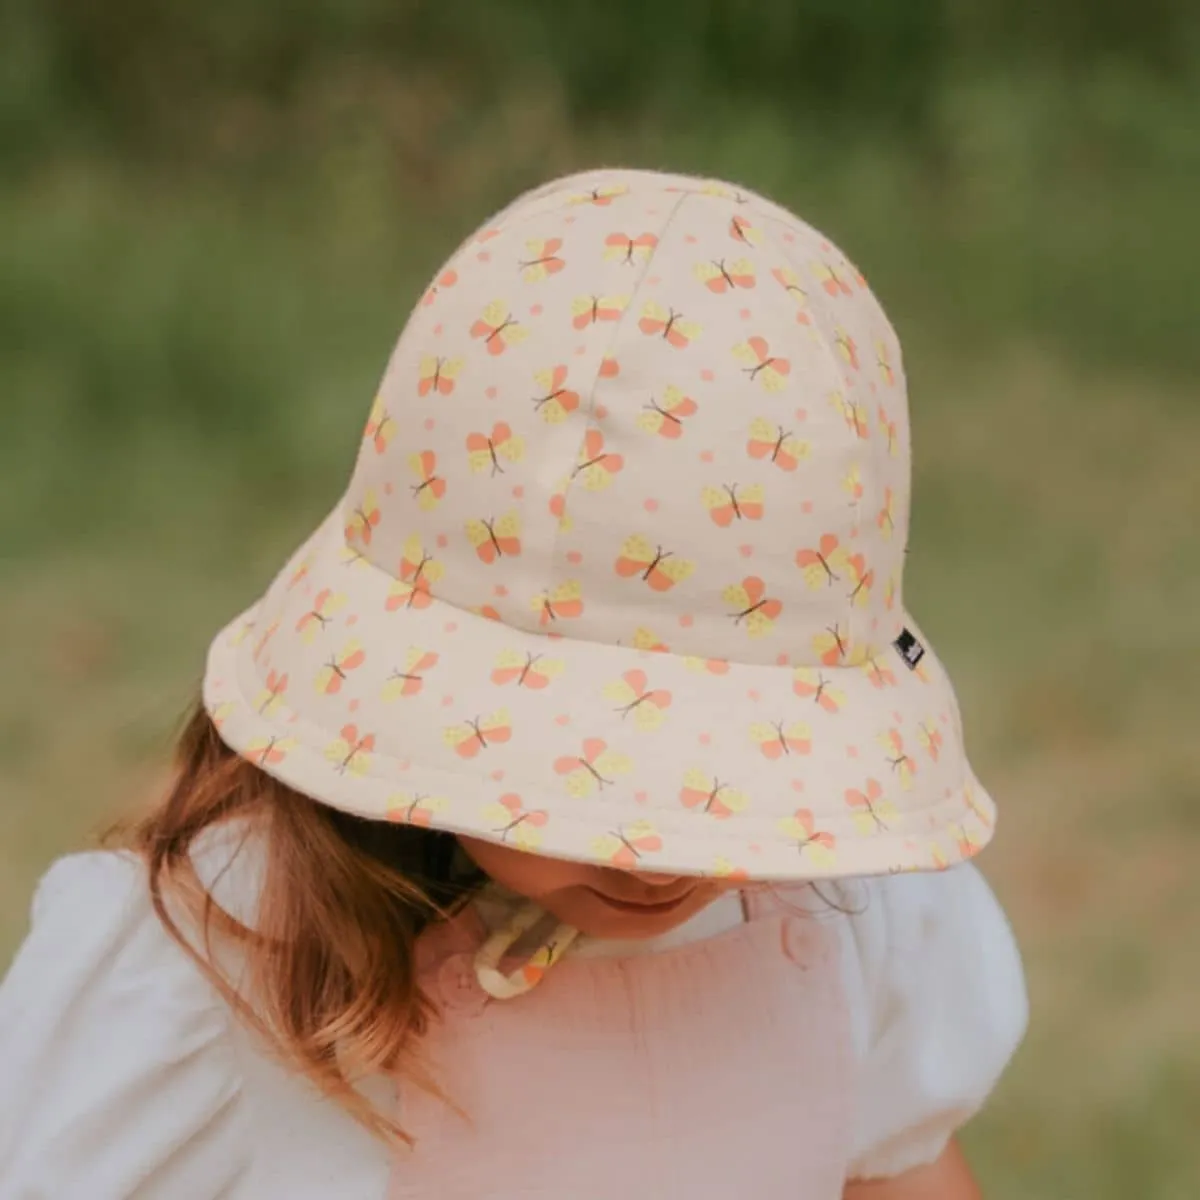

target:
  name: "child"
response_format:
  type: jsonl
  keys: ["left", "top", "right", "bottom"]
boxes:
{"left": 0, "top": 168, "right": 1027, "bottom": 1199}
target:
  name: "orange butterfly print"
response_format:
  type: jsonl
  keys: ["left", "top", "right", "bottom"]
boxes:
{"left": 834, "top": 328, "right": 859, "bottom": 370}
{"left": 884, "top": 573, "right": 898, "bottom": 612}
{"left": 602, "top": 669, "right": 672, "bottom": 732}
{"left": 615, "top": 535, "right": 696, "bottom": 591}
{"left": 345, "top": 489, "right": 381, "bottom": 545}
{"left": 326, "top": 725, "right": 375, "bottom": 777}
{"left": 828, "top": 391, "right": 870, "bottom": 439}
{"left": 296, "top": 588, "right": 347, "bottom": 643}
{"left": 363, "top": 395, "right": 396, "bottom": 454}
{"left": 878, "top": 487, "right": 896, "bottom": 539}
{"left": 519, "top": 237, "right": 566, "bottom": 283}
{"left": 638, "top": 301, "right": 700, "bottom": 349}
{"left": 470, "top": 300, "right": 531, "bottom": 356}
{"left": 964, "top": 784, "right": 993, "bottom": 828}
{"left": 548, "top": 478, "right": 572, "bottom": 531}
{"left": 531, "top": 580, "right": 585, "bottom": 626}
{"left": 254, "top": 669, "right": 289, "bottom": 717}
{"left": 917, "top": 719, "right": 944, "bottom": 762}
{"left": 861, "top": 648, "right": 898, "bottom": 690}
{"left": 723, "top": 576, "right": 782, "bottom": 637}
{"left": 382, "top": 648, "right": 439, "bottom": 701}
{"left": 388, "top": 792, "right": 448, "bottom": 827}
{"left": 484, "top": 793, "right": 549, "bottom": 851}
{"left": 209, "top": 701, "right": 234, "bottom": 730}
{"left": 420, "top": 268, "right": 459, "bottom": 307}
{"left": 287, "top": 554, "right": 312, "bottom": 590}
{"left": 245, "top": 735, "right": 297, "bottom": 767}
{"left": 695, "top": 257, "right": 756, "bottom": 293}
{"left": 570, "top": 182, "right": 629, "bottom": 206}
{"left": 877, "top": 405, "right": 900, "bottom": 456}
{"left": 571, "top": 294, "right": 628, "bottom": 329}
{"left": 532, "top": 364, "right": 581, "bottom": 424}
{"left": 771, "top": 266, "right": 811, "bottom": 322}
{"left": 408, "top": 450, "right": 447, "bottom": 511}
{"left": 733, "top": 336, "right": 790, "bottom": 392}
{"left": 632, "top": 627, "right": 670, "bottom": 653}
{"left": 878, "top": 730, "right": 917, "bottom": 790}
{"left": 679, "top": 769, "right": 748, "bottom": 819}
{"left": 417, "top": 354, "right": 465, "bottom": 397}
{"left": 729, "top": 214, "right": 761, "bottom": 246}
{"left": 954, "top": 822, "right": 985, "bottom": 859}
{"left": 491, "top": 649, "right": 564, "bottom": 689}
{"left": 845, "top": 778, "right": 899, "bottom": 833}
{"left": 684, "top": 654, "right": 731, "bottom": 675}
{"left": 604, "top": 232, "right": 658, "bottom": 266}
{"left": 465, "top": 513, "right": 522, "bottom": 563}
{"left": 386, "top": 534, "right": 444, "bottom": 610}
{"left": 573, "top": 428, "right": 624, "bottom": 490}
{"left": 474, "top": 603, "right": 502, "bottom": 622}
{"left": 842, "top": 464, "right": 864, "bottom": 502}
{"left": 812, "top": 260, "right": 853, "bottom": 297}
{"left": 796, "top": 534, "right": 850, "bottom": 589}
{"left": 749, "top": 720, "right": 812, "bottom": 760}
{"left": 792, "top": 668, "right": 847, "bottom": 713}
{"left": 746, "top": 417, "right": 809, "bottom": 470}
{"left": 876, "top": 341, "right": 896, "bottom": 386}
{"left": 812, "top": 623, "right": 852, "bottom": 667}
{"left": 638, "top": 386, "right": 698, "bottom": 438}
{"left": 702, "top": 482, "right": 765, "bottom": 526}
{"left": 592, "top": 821, "right": 663, "bottom": 869}
{"left": 466, "top": 421, "right": 525, "bottom": 475}
{"left": 846, "top": 553, "right": 874, "bottom": 609}
{"left": 554, "top": 738, "right": 633, "bottom": 797}
{"left": 443, "top": 710, "right": 513, "bottom": 759}
{"left": 315, "top": 640, "right": 366, "bottom": 695}
{"left": 252, "top": 620, "right": 279, "bottom": 663}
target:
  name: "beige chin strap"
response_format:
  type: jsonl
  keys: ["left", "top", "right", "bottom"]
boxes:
{"left": 472, "top": 898, "right": 580, "bottom": 1000}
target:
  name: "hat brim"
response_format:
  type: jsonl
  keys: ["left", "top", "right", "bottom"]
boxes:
{"left": 204, "top": 511, "right": 994, "bottom": 881}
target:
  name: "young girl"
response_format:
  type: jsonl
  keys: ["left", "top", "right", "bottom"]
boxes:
{"left": 0, "top": 168, "right": 1027, "bottom": 1199}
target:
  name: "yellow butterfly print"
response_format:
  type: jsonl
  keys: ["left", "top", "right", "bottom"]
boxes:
{"left": 860, "top": 648, "right": 898, "bottom": 690}
{"left": 796, "top": 534, "right": 851, "bottom": 590}
{"left": 407, "top": 449, "right": 447, "bottom": 511}
{"left": 771, "top": 266, "right": 811, "bottom": 319}
{"left": 812, "top": 260, "right": 853, "bottom": 297}
{"left": 315, "top": 640, "right": 366, "bottom": 695}
{"left": 387, "top": 792, "right": 448, "bottom": 828}
{"left": 917, "top": 719, "right": 944, "bottom": 762}
{"left": 845, "top": 553, "right": 874, "bottom": 610}
{"left": 363, "top": 395, "right": 396, "bottom": 454}
{"left": 572, "top": 427, "right": 624, "bottom": 490}
{"left": 779, "top": 809, "right": 837, "bottom": 866}
{"left": 713, "top": 857, "right": 750, "bottom": 882}
{"left": 702, "top": 482, "right": 765, "bottom": 526}
{"left": 295, "top": 588, "right": 348, "bottom": 643}
{"left": 530, "top": 579, "right": 585, "bottom": 628}
{"left": 746, "top": 417, "right": 809, "bottom": 471}
{"left": 417, "top": 354, "right": 465, "bottom": 397}
{"left": 843, "top": 464, "right": 863, "bottom": 502}
{"left": 532, "top": 364, "right": 581, "bottom": 424}
{"left": 470, "top": 300, "right": 531, "bottom": 356}
{"left": 637, "top": 385, "right": 698, "bottom": 438}
{"left": 614, "top": 535, "right": 696, "bottom": 591}
{"left": 482, "top": 793, "right": 549, "bottom": 851}
{"left": 325, "top": 725, "right": 375, "bottom": 777}
{"left": 570, "top": 182, "right": 629, "bottom": 205}
{"left": 491, "top": 649, "right": 565, "bottom": 689}
{"left": 845, "top": 778, "right": 899, "bottom": 834}
{"left": 638, "top": 301, "right": 700, "bottom": 349}
{"left": 792, "top": 668, "right": 847, "bottom": 713}
{"left": 694, "top": 257, "right": 756, "bottom": 293}
{"left": 548, "top": 477, "right": 573, "bottom": 531}
{"left": 877, "top": 406, "right": 900, "bottom": 456}
{"left": 553, "top": 738, "right": 633, "bottom": 798}
{"left": 591, "top": 821, "right": 663, "bottom": 869}
{"left": 728, "top": 214, "right": 761, "bottom": 246}
{"left": 723, "top": 576, "right": 782, "bottom": 637}
{"left": 386, "top": 534, "right": 445, "bottom": 611}
{"left": 519, "top": 237, "right": 566, "bottom": 283}
{"left": 878, "top": 487, "right": 896, "bottom": 539}
{"left": 254, "top": 669, "right": 289, "bottom": 717}
{"left": 876, "top": 340, "right": 896, "bottom": 387}
{"left": 812, "top": 623, "right": 853, "bottom": 667}
{"left": 632, "top": 626, "right": 670, "bottom": 653}
{"left": 732, "top": 336, "right": 790, "bottom": 392}
{"left": 245, "top": 735, "right": 298, "bottom": 767}
{"left": 829, "top": 391, "right": 870, "bottom": 439}
{"left": 602, "top": 669, "right": 672, "bottom": 732}
{"left": 466, "top": 422, "right": 525, "bottom": 475}
{"left": 749, "top": 720, "right": 812, "bottom": 760}
{"left": 878, "top": 729, "right": 917, "bottom": 790}
{"left": 465, "top": 512, "right": 522, "bottom": 564}
{"left": 443, "top": 710, "right": 513, "bottom": 758}
{"left": 381, "top": 647, "right": 439, "bottom": 701}
{"left": 345, "top": 488, "right": 381, "bottom": 546}
{"left": 679, "top": 769, "right": 748, "bottom": 819}
{"left": 570, "top": 294, "right": 629, "bottom": 329}
{"left": 834, "top": 327, "right": 859, "bottom": 370}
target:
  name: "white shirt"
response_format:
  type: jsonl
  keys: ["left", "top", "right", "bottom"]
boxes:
{"left": 0, "top": 842, "right": 1027, "bottom": 1198}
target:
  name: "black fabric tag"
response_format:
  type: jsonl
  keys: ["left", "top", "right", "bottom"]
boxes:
{"left": 893, "top": 627, "right": 926, "bottom": 670}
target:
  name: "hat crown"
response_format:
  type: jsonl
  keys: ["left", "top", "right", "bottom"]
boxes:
{"left": 344, "top": 169, "right": 911, "bottom": 668}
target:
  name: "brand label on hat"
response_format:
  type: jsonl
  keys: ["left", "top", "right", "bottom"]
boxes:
{"left": 893, "top": 627, "right": 926, "bottom": 670}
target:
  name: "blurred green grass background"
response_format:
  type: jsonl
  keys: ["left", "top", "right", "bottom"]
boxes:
{"left": 2, "top": 3, "right": 1199, "bottom": 1195}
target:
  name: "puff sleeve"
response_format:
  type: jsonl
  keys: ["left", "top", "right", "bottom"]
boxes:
{"left": 838, "top": 863, "right": 1029, "bottom": 1180}
{"left": 0, "top": 851, "right": 253, "bottom": 1199}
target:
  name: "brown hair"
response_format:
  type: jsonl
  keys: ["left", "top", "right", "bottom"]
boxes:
{"left": 108, "top": 700, "right": 484, "bottom": 1147}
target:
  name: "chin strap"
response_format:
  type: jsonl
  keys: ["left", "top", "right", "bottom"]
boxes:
{"left": 472, "top": 897, "right": 580, "bottom": 1000}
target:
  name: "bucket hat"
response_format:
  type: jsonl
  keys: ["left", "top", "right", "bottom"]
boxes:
{"left": 204, "top": 168, "right": 994, "bottom": 881}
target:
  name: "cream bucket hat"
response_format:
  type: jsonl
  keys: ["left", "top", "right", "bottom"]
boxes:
{"left": 204, "top": 167, "right": 994, "bottom": 881}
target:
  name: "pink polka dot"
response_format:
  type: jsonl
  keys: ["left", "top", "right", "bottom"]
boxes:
{"left": 383, "top": 482, "right": 394, "bottom": 495}
{"left": 441, "top": 695, "right": 454, "bottom": 707}
{"left": 512, "top": 485, "right": 525, "bottom": 499}
{"left": 485, "top": 385, "right": 498, "bottom": 399}
{"left": 530, "top": 303, "right": 543, "bottom": 316}
{"left": 749, "top": 844, "right": 762, "bottom": 853}
{"left": 566, "top": 550, "right": 583, "bottom": 565}
{"left": 444, "top": 621, "right": 458, "bottom": 633}
{"left": 477, "top": 251, "right": 491, "bottom": 262}
{"left": 349, "top": 699, "right": 360, "bottom": 713}
{"left": 490, "top": 769, "right": 505, "bottom": 782}
{"left": 700, "top": 368, "right": 715, "bottom": 382}
{"left": 699, "top": 732, "right": 712, "bottom": 746}
{"left": 747, "top": 689, "right": 760, "bottom": 701}
{"left": 892, "top": 711, "right": 904, "bottom": 724}
{"left": 849, "top": 527, "right": 859, "bottom": 540}
{"left": 433, "top": 323, "right": 443, "bottom": 336}
{"left": 678, "top": 614, "right": 694, "bottom": 628}
{"left": 801, "top": 500, "right": 814, "bottom": 514}
{"left": 846, "top": 745, "right": 859, "bottom": 759}
{"left": 647, "top": 275, "right": 661, "bottom": 286}
{"left": 574, "top": 344, "right": 587, "bottom": 357}
{"left": 869, "top": 382, "right": 877, "bottom": 393}
{"left": 493, "top": 584, "right": 508, "bottom": 597}
{"left": 564, "top": 215, "right": 576, "bottom": 224}
{"left": 739, "top": 308, "right": 752, "bottom": 320}
{"left": 791, "top": 779, "right": 805, "bottom": 792}
{"left": 794, "top": 408, "right": 808, "bottom": 421}
{"left": 397, "top": 757, "right": 411, "bottom": 771}
{"left": 595, "top": 403, "right": 609, "bottom": 419}
{"left": 699, "top": 450, "right": 715, "bottom": 463}
{"left": 436, "top": 534, "right": 449, "bottom": 548}
{"left": 635, "top": 789, "right": 649, "bottom": 804}
{"left": 644, "top": 498, "right": 659, "bottom": 513}
{"left": 547, "top": 631, "right": 563, "bottom": 641}
{"left": 820, "top": 240, "right": 831, "bottom": 252}
{"left": 739, "top": 544, "right": 754, "bottom": 558}
{"left": 684, "top": 234, "right": 698, "bottom": 244}
{"left": 424, "top": 417, "right": 436, "bottom": 431}
{"left": 775, "top": 653, "right": 790, "bottom": 666}
{"left": 554, "top": 714, "right": 571, "bottom": 726}
{"left": 345, "top": 615, "right": 358, "bottom": 627}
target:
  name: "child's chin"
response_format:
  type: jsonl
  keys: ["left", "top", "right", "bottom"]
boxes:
{"left": 569, "top": 894, "right": 710, "bottom": 941}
